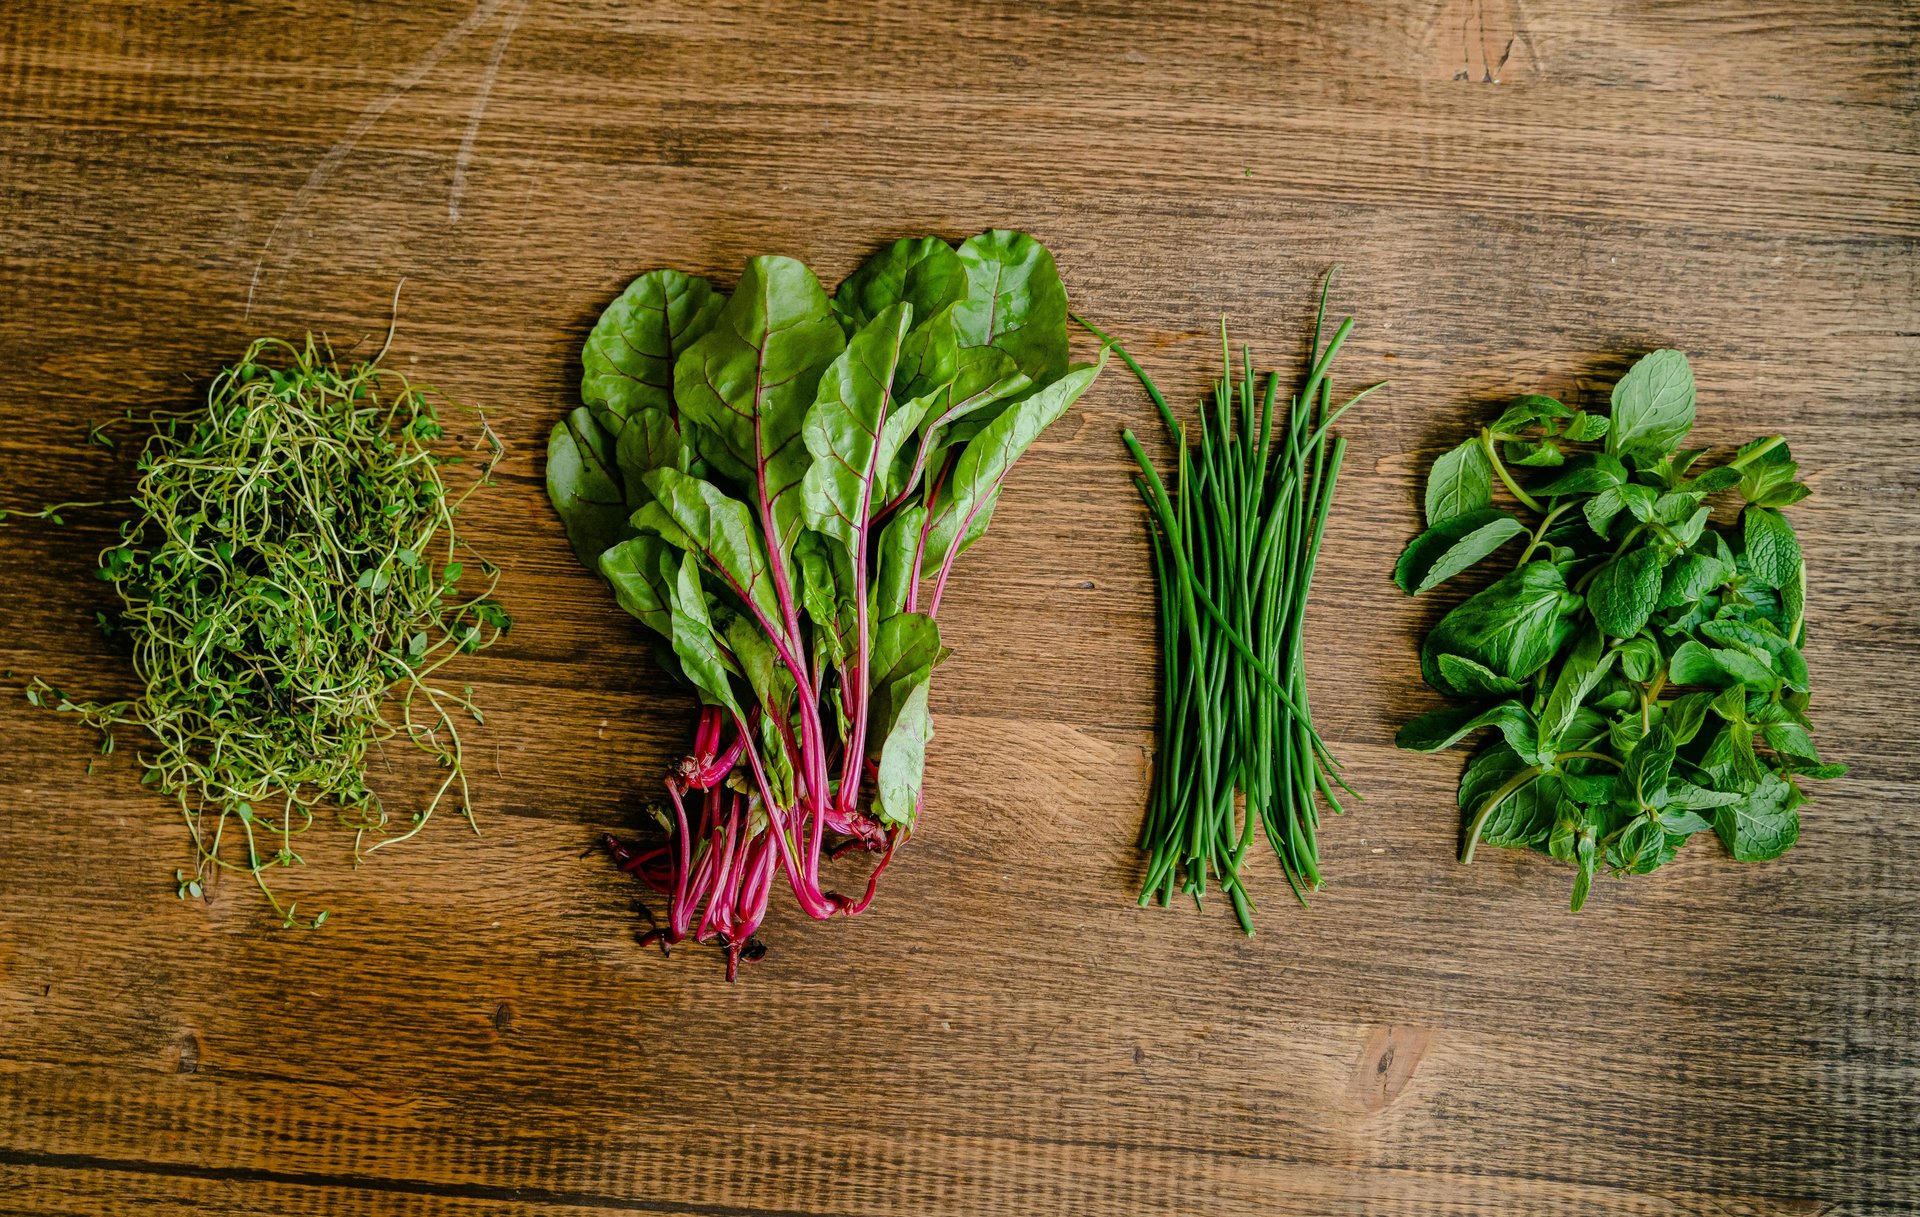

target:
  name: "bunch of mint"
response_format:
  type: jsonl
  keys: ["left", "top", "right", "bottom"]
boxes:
{"left": 1394, "top": 349, "right": 1843, "bottom": 911}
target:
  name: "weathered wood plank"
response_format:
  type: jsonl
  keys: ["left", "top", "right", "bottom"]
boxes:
{"left": 0, "top": 0, "right": 1914, "bottom": 1213}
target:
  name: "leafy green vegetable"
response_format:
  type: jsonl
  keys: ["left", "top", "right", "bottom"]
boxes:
{"left": 1420, "top": 563, "right": 1583, "bottom": 695}
{"left": 1606, "top": 348, "right": 1695, "bottom": 460}
{"left": 1424, "top": 439, "right": 1494, "bottom": 525}
{"left": 951, "top": 230, "right": 1070, "bottom": 381}
{"left": 1394, "top": 508, "right": 1525, "bottom": 595}
{"left": 1394, "top": 348, "right": 1841, "bottom": 910}
{"left": 548, "top": 230, "right": 1102, "bottom": 977}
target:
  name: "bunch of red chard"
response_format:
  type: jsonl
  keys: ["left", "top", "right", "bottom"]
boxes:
{"left": 548, "top": 232, "right": 1105, "bottom": 976}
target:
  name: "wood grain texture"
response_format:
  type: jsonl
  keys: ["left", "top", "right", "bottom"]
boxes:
{"left": 1, "top": 1, "right": 1916, "bottom": 1214}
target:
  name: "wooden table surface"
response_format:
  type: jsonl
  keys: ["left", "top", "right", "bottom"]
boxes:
{"left": 3, "top": 2, "right": 1916, "bottom": 1214}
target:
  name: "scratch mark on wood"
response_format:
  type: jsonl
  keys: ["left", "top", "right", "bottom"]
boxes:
{"left": 244, "top": 0, "right": 504, "bottom": 317}
{"left": 449, "top": 0, "right": 528, "bottom": 222}
{"left": 1435, "top": 0, "right": 1531, "bottom": 84}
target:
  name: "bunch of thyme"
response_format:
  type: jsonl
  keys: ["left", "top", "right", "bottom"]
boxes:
{"left": 23, "top": 334, "right": 509, "bottom": 926}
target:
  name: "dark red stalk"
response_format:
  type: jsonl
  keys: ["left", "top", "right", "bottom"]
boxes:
{"left": 695, "top": 794, "right": 744, "bottom": 943}
{"left": 733, "top": 834, "right": 776, "bottom": 934}
{"left": 836, "top": 831, "right": 901, "bottom": 917}
{"left": 904, "top": 457, "right": 952, "bottom": 614}
{"left": 664, "top": 781, "right": 698, "bottom": 940}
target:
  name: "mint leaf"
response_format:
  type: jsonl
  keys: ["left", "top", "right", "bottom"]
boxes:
{"left": 1561, "top": 411, "right": 1610, "bottom": 443}
{"left": 1397, "top": 700, "right": 1544, "bottom": 764}
{"left": 1424, "top": 438, "right": 1494, "bottom": 526}
{"left": 1458, "top": 745, "right": 1559, "bottom": 849}
{"left": 1532, "top": 453, "right": 1627, "bottom": 497}
{"left": 1713, "top": 772, "right": 1801, "bottom": 862}
{"left": 1656, "top": 806, "right": 1715, "bottom": 834}
{"left": 1505, "top": 438, "right": 1565, "bottom": 467}
{"left": 1619, "top": 482, "right": 1659, "bottom": 523}
{"left": 1622, "top": 725, "right": 1677, "bottom": 811}
{"left": 1607, "top": 349, "right": 1696, "bottom": 460}
{"left": 1491, "top": 394, "right": 1572, "bottom": 434}
{"left": 1586, "top": 544, "right": 1666, "bottom": 639}
{"left": 1658, "top": 550, "right": 1732, "bottom": 609}
{"left": 1662, "top": 691, "right": 1717, "bottom": 744}
{"left": 1435, "top": 653, "right": 1528, "bottom": 697}
{"left": 1699, "top": 619, "right": 1808, "bottom": 691}
{"left": 1536, "top": 626, "right": 1614, "bottom": 754}
{"left": 1743, "top": 506, "right": 1802, "bottom": 589}
{"left": 1421, "top": 562, "right": 1584, "bottom": 694}
{"left": 1394, "top": 508, "right": 1525, "bottom": 595}
{"left": 1584, "top": 486, "right": 1625, "bottom": 539}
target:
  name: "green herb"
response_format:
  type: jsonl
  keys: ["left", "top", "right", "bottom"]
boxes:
{"left": 26, "top": 335, "right": 509, "bottom": 926}
{"left": 1084, "top": 274, "right": 1381, "bottom": 932}
{"left": 549, "top": 231, "right": 1103, "bottom": 977}
{"left": 1395, "top": 350, "right": 1843, "bottom": 909}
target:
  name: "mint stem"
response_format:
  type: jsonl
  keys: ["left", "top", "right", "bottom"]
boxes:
{"left": 1481, "top": 428, "right": 1543, "bottom": 513}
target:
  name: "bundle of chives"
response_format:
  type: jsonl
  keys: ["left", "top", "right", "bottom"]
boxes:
{"left": 1079, "top": 276, "right": 1381, "bottom": 933}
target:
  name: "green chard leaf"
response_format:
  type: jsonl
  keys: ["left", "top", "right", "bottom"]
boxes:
{"left": 832, "top": 237, "right": 967, "bottom": 333}
{"left": 582, "top": 269, "right": 726, "bottom": 427}
{"left": 952, "top": 230, "right": 1071, "bottom": 382}
{"left": 889, "top": 343, "right": 1031, "bottom": 504}
{"left": 722, "top": 610, "right": 795, "bottom": 718}
{"left": 868, "top": 611, "right": 943, "bottom": 737}
{"left": 666, "top": 551, "right": 743, "bottom": 717}
{"left": 874, "top": 676, "right": 933, "bottom": 827}
{"left": 801, "top": 302, "right": 915, "bottom": 553}
{"left": 597, "top": 533, "right": 677, "bottom": 641}
{"left": 614, "top": 408, "right": 687, "bottom": 509}
{"left": 637, "top": 467, "right": 784, "bottom": 631}
{"left": 794, "top": 529, "right": 855, "bottom": 668}
{"left": 872, "top": 505, "right": 926, "bottom": 621}
{"left": 674, "top": 255, "right": 847, "bottom": 570}
{"left": 1394, "top": 508, "right": 1525, "bottom": 595}
{"left": 547, "top": 407, "right": 632, "bottom": 567}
